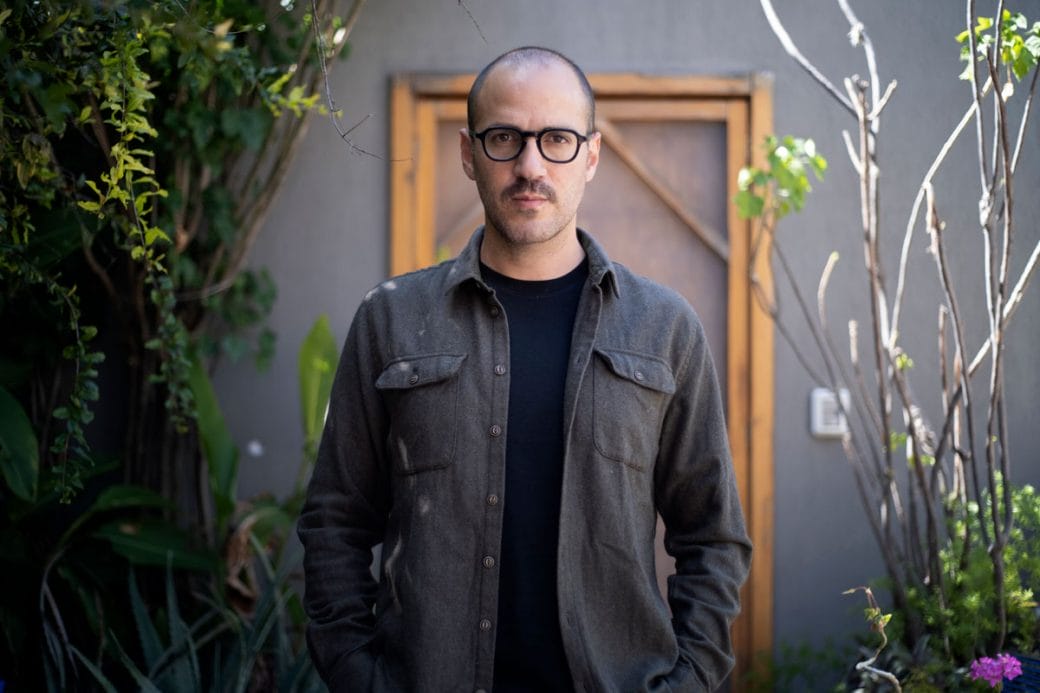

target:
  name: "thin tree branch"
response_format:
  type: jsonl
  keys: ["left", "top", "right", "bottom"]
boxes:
{"left": 1010, "top": 65, "right": 1039, "bottom": 173}
{"left": 837, "top": 0, "right": 882, "bottom": 128}
{"left": 892, "top": 88, "right": 987, "bottom": 344}
{"left": 760, "top": 0, "right": 857, "bottom": 116}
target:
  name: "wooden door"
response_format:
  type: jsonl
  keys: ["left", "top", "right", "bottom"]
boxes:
{"left": 391, "top": 74, "right": 774, "bottom": 689}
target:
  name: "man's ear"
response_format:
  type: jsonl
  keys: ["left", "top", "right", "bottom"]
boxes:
{"left": 584, "top": 131, "right": 601, "bottom": 183}
{"left": 459, "top": 128, "right": 476, "bottom": 181}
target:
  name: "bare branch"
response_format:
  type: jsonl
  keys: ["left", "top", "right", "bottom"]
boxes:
{"left": 310, "top": 0, "right": 376, "bottom": 157}
{"left": 849, "top": 320, "right": 885, "bottom": 446}
{"left": 1010, "top": 65, "right": 1039, "bottom": 173}
{"left": 844, "top": 586, "right": 903, "bottom": 692}
{"left": 842, "top": 129, "right": 863, "bottom": 174}
{"left": 891, "top": 88, "right": 986, "bottom": 344}
{"left": 759, "top": 0, "right": 856, "bottom": 116}
{"left": 868, "top": 80, "right": 898, "bottom": 120}
{"left": 967, "top": 0, "right": 990, "bottom": 194}
{"left": 837, "top": 0, "right": 882, "bottom": 128}
{"left": 457, "top": 0, "right": 488, "bottom": 44}
{"left": 966, "top": 237, "right": 1040, "bottom": 377}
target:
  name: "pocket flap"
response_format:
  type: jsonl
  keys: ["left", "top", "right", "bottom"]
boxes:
{"left": 375, "top": 353, "right": 466, "bottom": 390}
{"left": 595, "top": 348, "right": 675, "bottom": 395}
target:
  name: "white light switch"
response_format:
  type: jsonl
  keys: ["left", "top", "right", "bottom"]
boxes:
{"left": 810, "top": 387, "right": 851, "bottom": 439}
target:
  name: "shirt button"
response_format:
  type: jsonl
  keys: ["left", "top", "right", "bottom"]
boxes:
{"left": 486, "top": 494, "right": 499, "bottom": 506}
{"left": 408, "top": 373, "right": 419, "bottom": 385}
{"left": 482, "top": 555, "right": 496, "bottom": 569}
{"left": 489, "top": 306, "right": 500, "bottom": 317}
{"left": 634, "top": 370, "right": 645, "bottom": 382}
{"left": 494, "top": 364, "right": 507, "bottom": 376}
{"left": 489, "top": 424, "right": 502, "bottom": 437}
{"left": 479, "top": 618, "right": 492, "bottom": 632}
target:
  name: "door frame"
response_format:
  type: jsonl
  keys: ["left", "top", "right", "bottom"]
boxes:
{"left": 389, "top": 73, "right": 775, "bottom": 686}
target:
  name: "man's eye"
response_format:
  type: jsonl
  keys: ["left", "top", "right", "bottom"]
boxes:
{"left": 490, "top": 131, "right": 518, "bottom": 144}
{"left": 545, "top": 131, "right": 575, "bottom": 145}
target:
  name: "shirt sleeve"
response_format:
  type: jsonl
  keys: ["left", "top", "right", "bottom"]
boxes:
{"left": 296, "top": 301, "right": 388, "bottom": 688}
{"left": 653, "top": 323, "right": 753, "bottom": 692}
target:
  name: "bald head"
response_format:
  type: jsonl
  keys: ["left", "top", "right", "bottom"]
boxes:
{"left": 467, "top": 46, "right": 596, "bottom": 134}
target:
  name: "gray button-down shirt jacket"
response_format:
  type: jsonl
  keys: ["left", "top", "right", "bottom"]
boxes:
{"left": 298, "top": 228, "right": 753, "bottom": 693}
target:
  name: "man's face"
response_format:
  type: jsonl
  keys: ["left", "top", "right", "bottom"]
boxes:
{"left": 460, "top": 61, "right": 601, "bottom": 249}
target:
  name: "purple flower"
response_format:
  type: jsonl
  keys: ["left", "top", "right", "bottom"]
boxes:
{"left": 998, "top": 653, "right": 1023, "bottom": 681}
{"left": 969, "top": 653, "right": 1023, "bottom": 688}
{"left": 970, "top": 657, "right": 1003, "bottom": 688}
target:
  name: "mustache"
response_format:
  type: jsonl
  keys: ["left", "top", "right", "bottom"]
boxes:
{"left": 502, "top": 179, "right": 556, "bottom": 202}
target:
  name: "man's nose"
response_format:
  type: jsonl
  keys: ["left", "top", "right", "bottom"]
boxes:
{"left": 512, "top": 136, "right": 547, "bottom": 180}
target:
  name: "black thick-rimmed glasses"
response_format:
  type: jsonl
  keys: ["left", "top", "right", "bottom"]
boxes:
{"left": 471, "top": 127, "right": 590, "bottom": 164}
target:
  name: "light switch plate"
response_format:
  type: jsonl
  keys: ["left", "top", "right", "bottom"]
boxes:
{"left": 810, "top": 387, "right": 851, "bottom": 439}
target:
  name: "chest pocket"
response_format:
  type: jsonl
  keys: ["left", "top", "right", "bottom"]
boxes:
{"left": 592, "top": 348, "right": 676, "bottom": 471}
{"left": 376, "top": 353, "right": 466, "bottom": 474}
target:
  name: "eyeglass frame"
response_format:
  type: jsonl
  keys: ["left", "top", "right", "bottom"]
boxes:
{"left": 470, "top": 126, "right": 592, "bottom": 164}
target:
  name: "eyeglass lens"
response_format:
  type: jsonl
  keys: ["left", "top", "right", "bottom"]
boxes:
{"left": 482, "top": 128, "right": 581, "bottom": 163}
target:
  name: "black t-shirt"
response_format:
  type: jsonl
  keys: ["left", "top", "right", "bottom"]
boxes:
{"left": 482, "top": 259, "right": 588, "bottom": 692}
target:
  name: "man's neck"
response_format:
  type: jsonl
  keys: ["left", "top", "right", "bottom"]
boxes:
{"left": 479, "top": 226, "right": 585, "bottom": 281}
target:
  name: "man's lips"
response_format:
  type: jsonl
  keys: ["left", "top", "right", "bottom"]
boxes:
{"left": 503, "top": 182, "right": 555, "bottom": 207}
{"left": 513, "top": 194, "right": 547, "bottom": 203}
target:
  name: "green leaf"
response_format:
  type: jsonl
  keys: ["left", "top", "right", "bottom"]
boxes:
{"left": 0, "top": 385, "right": 39, "bottom": 501}
{"left": 57, "top": 484, "right": 173, "bottom": 548}
{"left": 298, "top": 315, "right": 339, "bottom": 449}
{"left": 733, "top": 189, "right": 764, "bottom": 220}
{"left": 164, "top": 558, "right": 199, "bottom": 690}
{"left": 187, "top": 354, "right": 238, "bottom": 535}
{"left": 128, "top": 569, "right": 164, "bottom": 671}
{"left": 108, "top": 633, "right": 164, "bottom": 693}
{"left": 1027, "top": 34, "right": 1040, "bottom": 58}
{"left": 242, "top": 502, "right": 297, "bottom": 544}
{"left": 144, "top": 227, "right": 170, "bottom": 247}
{"left": 220, "top": 107, "right": 272, "bottom": 151}
{"left": 93, "top": 519, "right": 218, "bottom": 572}
{"left": 92, "top": 484, "right": 173, "bottom": 513}
{"left": 38, "top": 82, "right": 75, "bottom": 134}
{"left": 68, "top": 646, "right": 120, "bottom": 693}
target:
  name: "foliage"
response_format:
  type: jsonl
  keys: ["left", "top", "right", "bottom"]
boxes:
{"left": 0, "top": 471, "right": 217, "bottom": 689}
{"left": 747, "top": 1, "right": 1040, "bottom": 688}
{"left": 957, "top": 10, "right": 1040, "bottom": 81}
{"left": 841, "top": 586, "right": 902, "bottom": 691}
{"left": 0, "top": 0, "right": 362, "bottom": 689}
{"left": 296, "top": 314, "right": 340, "bottom": 496}
{"left": 896, "top": 483, "right": 1040, "bottom": 667}
{"left": 735, "top": 135, "right": 827, "bottom": 222}
{"left": 1, "top": 314, "right": 340, "bottom": 689}
{"left": 70, "top": 552, "right": 324, "bottom": 693}
{"left": 190, "top": 352, "right": 240, "bottom": 540}
{"left": 0, "top": 384, "right": 39, "bottom": 499}
{"left": 743, "top": 638, "right": 853, "bottom": 692}
{"left": 0, "top": 0, "right": 349, "bottom": 503}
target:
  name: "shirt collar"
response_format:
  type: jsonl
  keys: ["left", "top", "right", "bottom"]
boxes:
{"left": 443, "top": 227, "right": 620, "bottom": 298}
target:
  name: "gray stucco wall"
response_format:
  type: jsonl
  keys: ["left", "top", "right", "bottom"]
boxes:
{"left": 213, "top": 0, "right": 1040, "bottom": 681}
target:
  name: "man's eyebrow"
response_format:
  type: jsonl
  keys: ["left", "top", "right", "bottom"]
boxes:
{"left": 482, "top": 123, "right": 580, "bottom": 132}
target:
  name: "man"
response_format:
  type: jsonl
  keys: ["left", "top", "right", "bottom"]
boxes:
{"left": 298, "top": 46, "right": 752, "bottom": 692}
